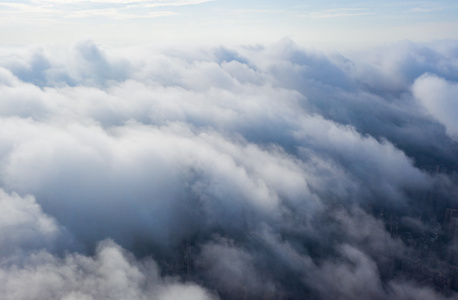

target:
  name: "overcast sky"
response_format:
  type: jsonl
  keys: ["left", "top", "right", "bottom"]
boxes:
{"left": 1, "top": 0, "right": 458, "bottom": 48}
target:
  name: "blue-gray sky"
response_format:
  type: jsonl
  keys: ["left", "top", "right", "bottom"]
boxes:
{"left": 1, "top": 0, "right": 458, "bottom": 48}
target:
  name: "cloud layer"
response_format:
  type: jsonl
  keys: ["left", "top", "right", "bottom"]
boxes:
{"left": 0, "top": 39, "right": 458, "bottom": 299}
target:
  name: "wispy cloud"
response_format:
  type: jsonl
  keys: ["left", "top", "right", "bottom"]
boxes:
{"left": 127, "top": 0, "right": 214, "bottom": 8}
{"left": 410, "top": 6, "right": 442, "bottom": 13}
{"left": 66, "top": 9, "right": 177, "bottom": 19}
{"left": 0, "top": 0, "right": 211, "bottom": 20}
{"left": 307, "top": 8, "right": 374, "bottom": 19}
{"left": 29, "top": 0, "right": 212, "bottom": 5}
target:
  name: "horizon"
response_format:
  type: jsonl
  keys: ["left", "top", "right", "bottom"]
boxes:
{"left": 1, "top": 0, "right": 458, "bottom": 50}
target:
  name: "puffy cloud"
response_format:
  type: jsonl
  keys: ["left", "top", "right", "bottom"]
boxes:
{"left": 305, "top": 244, "right": 453, "bottom": 300}
{"left": 413, "top": 74, "right": 458, "bottom": 140}
{"left": 0, "top": 240, "right": 216, "bottom": 300}
{"left": 196, "top": 237, "right": 280, "bottom": 299}
{"left": 306, "top": 245, "right": 386, "bottom": 300}
{"left": 0, "top": 189, "right": 59, "bottom": 257}
{"left": 0, "top": 39, "right": 457, "bottom": 299}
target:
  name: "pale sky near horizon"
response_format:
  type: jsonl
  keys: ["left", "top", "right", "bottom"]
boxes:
{"left": 1, "top": 0, "right": 458, "bottom": 49}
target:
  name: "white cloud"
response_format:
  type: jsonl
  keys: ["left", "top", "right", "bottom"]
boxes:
{"left": 0, "top": 0, "right": 211, "bottom": 22}
{"left": 413, "top": 74, "right": 458, "bottom": 140}
{"left": 0, "top": 39, "right": 457, "bottom": 299}
{"left": 0, "top": 239, "right": 217, "bottom": 300}
{"left": 0, "top": 189, "right": 59, "bottom": 257}
{"left": 411, "top": 7, "right": 440, "bottom": 13}
{"left": 32, "top": 0, "right": 211, "bottom": 4}
{"left": 307, "top": 8, "right": 374, "bottom": 19}
{"left": 66, "top": 9, "right": 177, "bottom": 19}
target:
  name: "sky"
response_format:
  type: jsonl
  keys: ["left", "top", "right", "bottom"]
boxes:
{"left": 1, "top": 1, "right": 458, "bottom": 300}
{"left": 1, "top": 0, "right": 458, "bottom": 48}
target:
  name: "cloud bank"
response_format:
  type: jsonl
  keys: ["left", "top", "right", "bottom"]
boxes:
{"left": 0, "top": 39, "right": 458, "bottom": 299}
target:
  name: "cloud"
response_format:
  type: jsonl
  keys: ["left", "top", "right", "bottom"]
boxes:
{"left": 411, "top": 6, "right": 443, "bottom": 13}
{"left": 413, "top": 74, "right": 458, "bottom": 140}
{"left": 307, "top": 8, "right": 374, "bottom": 19}
{"left": 0, "top": 39, "right": 457, "bottom": 299}
{"left": 127, "top": 0, "right": 214, "bottom": 8}
{"left": 196, "top": 237, "right": 280, "bottom": 299}
{"left": 305, "top": 244, "right": 453, "bottom": 300}
{"left": 0, "top": 0, "right": 212, "bottom": 22}
{"left": 66, "top": 9, "right": 177, "bottom": 20}
{"left": 0, "top": 239, "right": 217, "bottom": 300}
{"left": 32, "top": 0, "right": 211, "bottom": 5}
{"left": 0, "top": 189, "right": 59, "bottom": 258}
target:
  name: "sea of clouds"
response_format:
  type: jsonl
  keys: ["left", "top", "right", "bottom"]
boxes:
{"left": 0, "top": 38, "right": 458, "bottom": 299}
